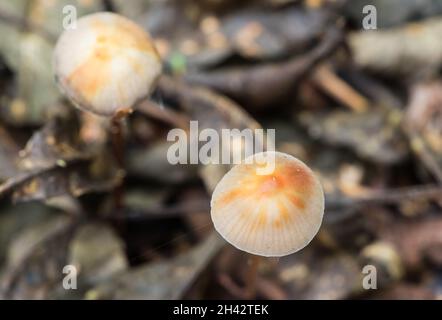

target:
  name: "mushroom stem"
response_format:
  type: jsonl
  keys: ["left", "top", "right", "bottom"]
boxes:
{"left": 245, "top": 255, "right": 261, "bottom": 299}
{"left": 110, "top": 116, "right": 125, "bottom": 227}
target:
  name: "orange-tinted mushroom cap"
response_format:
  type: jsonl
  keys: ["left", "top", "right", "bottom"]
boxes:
{"left": 53, "top": 12, "right": 161, "bottom": 117}
{"left": 210, "top": 151, "right": 324, "bottom": 257}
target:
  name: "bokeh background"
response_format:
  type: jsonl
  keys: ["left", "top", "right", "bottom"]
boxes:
{"left": 0, "top": 0, "right": 441, "bottom": 299}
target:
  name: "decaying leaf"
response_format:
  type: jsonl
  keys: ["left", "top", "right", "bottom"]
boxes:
{"left": 405, "top": 81, "right": 442, "bottom": 182}
{"left": 17, "top": 114, "right": 85, "bottom": 171}
{"left": 0, "top": 202, "right": 54, "bottom": 265}
{"left": 184, "top": 27, "right": 343, "bottom": 110}
{"left": 278, "top": 249, "right": 362, "bottom": 299}
{"left": 0, "top": 214, "right": 75, "bottom": 299}
{"left": 0, "top": 0, "right": 102, "bottom": 125}
{"left": 299, "top": 107, "right": 409, "bottom": 164}
{"left": 0, "top": 115, "right": 120, "bottom": 202}
{"left": 0, "top": 124, "right": 20, "bottom": 180}
{"left": 11, "top": 155, "right": 121, "bottom": 202}
{"left": 349, "top": 18, "right": 442, "bottom": 77}
{"left": 374, "top": 283, "right": 436, "bottom": 299}
{"left": 375, "top": 217, "right": 442, "bottom": 270}
{"left": 51, "top": 222, "right": 128, "bottom": 298}
{"left": 85, "top": 232, "right": 224, "bottom": 299}
{"left": 143, "top": 2, "right": 337, "bottom": 69}
{"left": 219, "top": 5, "right": 334, "bottom": 60}
{"left": 344, "top": 0, "right": 442, "bottom": 28}
{"left": 127, "top": 141, "right": 198, "bottom": 184}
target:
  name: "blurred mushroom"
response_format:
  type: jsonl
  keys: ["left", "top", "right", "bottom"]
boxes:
{"left": 361, "top": 241, "right": 404, "bottom": 285}
{"left": 52, "top": 12, "right": 163, "bottom": 212}
{"left": 53, "top": 12, "right": 162, "bottom": 118}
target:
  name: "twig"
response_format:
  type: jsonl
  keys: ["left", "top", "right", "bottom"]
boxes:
{"left": 135, "top": 99, "right": 190, "bottom": 130}
{"left": 256, "top": 277, "right": 288, "bottom": 300}
{"left": 327, "top": 184, "right": 442, "bottom": 208}
{"left": 217, "top": 273, "right": 249, "bottom": 299}
{"left": 245, "top": 255, "right": 261, "bottom": 299}
{"left": 325, "top": 184, "right": 442, "bottom": 224}
{"left": 312, "top": 63, "right": 369, "bottom": 112}
{"left": 110, "top": 116, "right": 126, "bottom": 233}
{"left": 117, "top": 199, "right": 210, "bottom": 221}
{"left": 156, "top": 74, "right": 261, "bottom": 131}
{"left": 408, "top": 133, "right": 442, "bottom": 183}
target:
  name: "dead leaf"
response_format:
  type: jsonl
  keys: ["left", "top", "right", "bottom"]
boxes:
{"left": 85, "top": 232, "right": 224, "bottom": 299}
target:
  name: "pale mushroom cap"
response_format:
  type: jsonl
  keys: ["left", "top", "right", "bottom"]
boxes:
{"left": 53, "top": 12, "right": 161, "bottom": 117}
{"left": 210, "top": 151, "right": 324, "bottom": 257}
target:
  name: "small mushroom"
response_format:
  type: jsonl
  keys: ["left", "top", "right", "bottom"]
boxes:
{"left": 210, "top": 151, "right": 324, "bottom": 257}
{"left": 53, "top": 12, "right": 162, "bottom": 117}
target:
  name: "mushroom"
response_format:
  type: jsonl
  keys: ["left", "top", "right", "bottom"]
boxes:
{"left": 52, "top": 12, "right": 162, "bottom": 213}
{"left": 210, "top": 151, "right": 325, "bottom": 257}
{"left": 53, "top": 12, "right": 162, "bottom": 118}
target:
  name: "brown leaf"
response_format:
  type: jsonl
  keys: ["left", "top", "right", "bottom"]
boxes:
{"left": 85, "top": 232, "right": 224, "bottom": 300}
{"left": 299, "top": 107, "right": 409, "bottom": 164}
{"left": 184, "top": 27, "right": 343, "bottom": 110}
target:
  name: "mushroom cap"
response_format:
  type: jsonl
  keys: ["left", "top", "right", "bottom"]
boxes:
{"left": 53, "top": 12, "right": 161, "bottom": 117}
{"left": 210, "top": 151, "right": 324, "bottom": 257}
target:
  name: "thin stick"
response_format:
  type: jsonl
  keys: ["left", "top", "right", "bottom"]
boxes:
{"left": 110, "top": 116, "right": 125, "bottom": 231}
{"left": 408, "top": 132, "right": 442, "bottom": 183}
{"left": 246, "top": 255, "right": 261, "bottom": 299}
{"left": 312, "top": 64, "right": 369, "bottom": 113}
{"left": 136, "top": 99, "right": 190, "bottom": 130}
